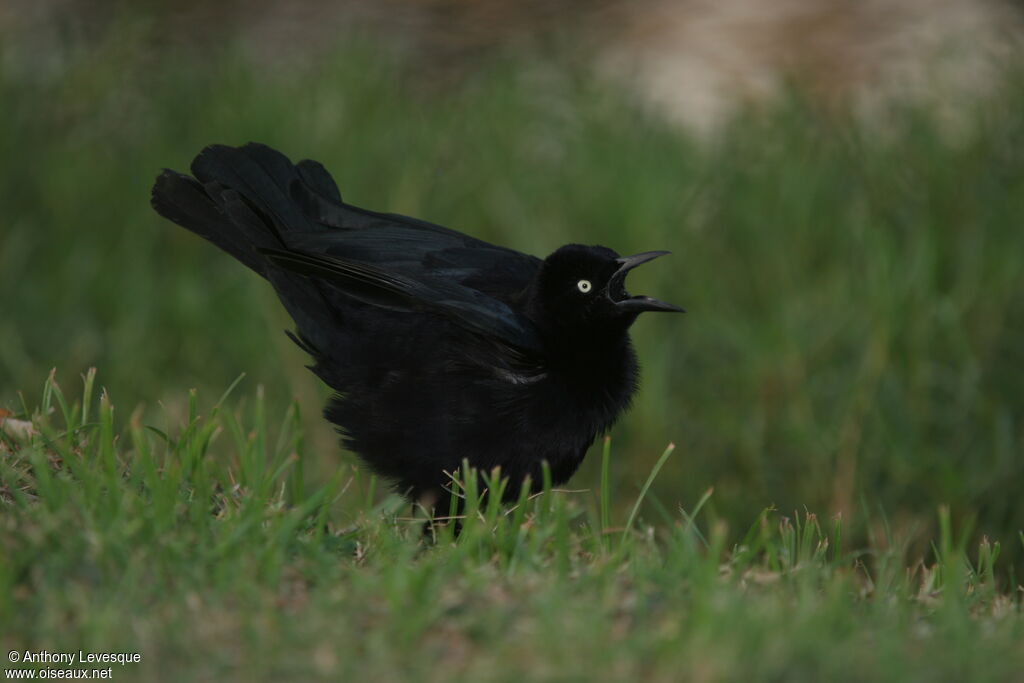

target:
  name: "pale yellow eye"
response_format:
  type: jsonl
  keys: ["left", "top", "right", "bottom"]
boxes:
{"left": 577, "top": 279, "right": 592, "bottom": 293}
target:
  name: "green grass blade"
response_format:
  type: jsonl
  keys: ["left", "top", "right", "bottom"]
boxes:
{"left": 622, "top": 442, "right": 675, "bottom": 540}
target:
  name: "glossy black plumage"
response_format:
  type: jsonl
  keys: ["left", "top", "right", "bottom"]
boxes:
{"left": 151, "top": 143, "right": 682, "bottom": 509}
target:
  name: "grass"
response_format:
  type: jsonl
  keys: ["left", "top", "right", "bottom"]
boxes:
{"left": 1, "top": 375, "right": 1021, "bottom": 682}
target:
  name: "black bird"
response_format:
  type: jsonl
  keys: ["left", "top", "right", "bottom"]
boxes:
{"left": 151, "top": 143, "right": 682, "bottom": 510}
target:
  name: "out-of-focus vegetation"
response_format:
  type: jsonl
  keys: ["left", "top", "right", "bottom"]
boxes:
{"left": 1, "top": 14, "right": 1023, "bottom": 572}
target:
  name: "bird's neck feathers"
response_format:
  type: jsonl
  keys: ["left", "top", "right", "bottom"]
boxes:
{"left": 542, "top": 324, "right": 640, "bottom": 420}
{"left": 536, "top": 315, "right": 637, "bottom": 373}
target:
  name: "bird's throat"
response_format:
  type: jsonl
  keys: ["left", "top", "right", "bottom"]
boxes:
{"left": 544, "top": 327, "right": 635, "bottom": 387}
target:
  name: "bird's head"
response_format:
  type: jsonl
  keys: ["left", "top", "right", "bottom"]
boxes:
{"left": 526, "top": 244, "right": 683, "bottom": 335}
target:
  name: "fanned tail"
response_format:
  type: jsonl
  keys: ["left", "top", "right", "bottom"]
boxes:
{"left": 150, "top": 143, "right": 349, "bottom": 356}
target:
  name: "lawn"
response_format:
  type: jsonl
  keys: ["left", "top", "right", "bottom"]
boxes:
{"left": 2, "top": 376, "right": 1022, "bottom": 681}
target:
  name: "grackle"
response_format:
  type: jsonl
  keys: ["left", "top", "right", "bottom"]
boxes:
{"left": 151, "top": 143, "right": 683, "bottom": 511}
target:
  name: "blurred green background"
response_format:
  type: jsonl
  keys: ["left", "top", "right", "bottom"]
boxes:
{"left": 2, "top": 2, "right": 1022, "bottom": 564}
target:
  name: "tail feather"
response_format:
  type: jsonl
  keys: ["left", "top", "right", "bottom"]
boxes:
{"left": 152, "top": 143, "right": 352, "bottom": 359}
{"left": 191, "top": 143, "right": 321, "bottom": 236}
{"left": 296, "top": 159, "right": 343, "bottom": 202}
{"left": 151, "top": 170, "right": 270, "bottom": 276}
{"left": 216, "top": 185, "right": 286, "bottom": 252}
{"left": 152, "top": 143, "right": 337, "bottom": 275}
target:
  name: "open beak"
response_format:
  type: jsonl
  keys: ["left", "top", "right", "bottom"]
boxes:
{"left": 608, "top": 251, "right": 685, "bottom": 313}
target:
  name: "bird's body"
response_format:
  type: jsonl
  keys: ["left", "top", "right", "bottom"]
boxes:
{"left": 152, "top": 143, "right": 681, "bottom": 508}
